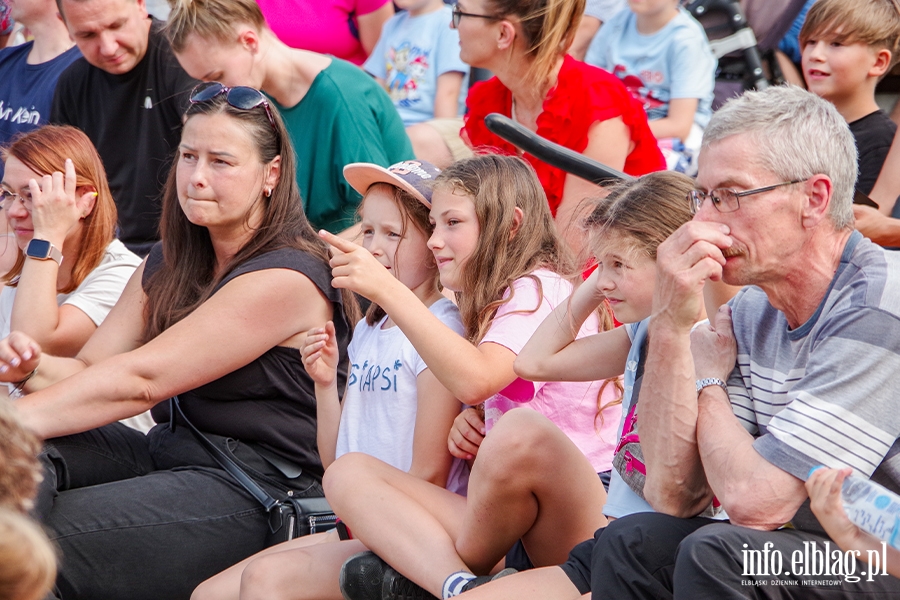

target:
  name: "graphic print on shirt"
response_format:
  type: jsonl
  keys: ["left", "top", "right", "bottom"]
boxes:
{"left": 348, "top": 358, "right": 404, "bottom": 393}
{"left": 0, "top": 101, "right": 40, "bottom": 126}
{"left": 386, "top": 43, "right": 430, "bottom": 108}
{"left": 612, "top": 64, "right": 666, "bottom": 119}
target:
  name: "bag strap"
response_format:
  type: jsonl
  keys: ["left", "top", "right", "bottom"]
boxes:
{"left": 170, "top": 396, "right": 279, "bottom": 512}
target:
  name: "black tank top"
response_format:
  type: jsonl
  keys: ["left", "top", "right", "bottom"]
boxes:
{"left": 143, "top": 243, "right": 350, "bottom": 478}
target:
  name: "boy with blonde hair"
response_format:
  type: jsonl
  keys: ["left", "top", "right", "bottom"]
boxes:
{"left": 801, "top": 0, "right": 900, "bottom": 195}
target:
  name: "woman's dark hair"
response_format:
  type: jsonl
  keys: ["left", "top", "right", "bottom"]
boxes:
{"left": 142, "top": 93, "right": 359, "bottom": 341}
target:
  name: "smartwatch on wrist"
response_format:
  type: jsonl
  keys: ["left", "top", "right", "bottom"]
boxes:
{"left": 25, "top": 239, "right": 63, "bottom": 266}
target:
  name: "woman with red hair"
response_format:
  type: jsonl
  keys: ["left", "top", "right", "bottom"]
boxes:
{"left": 0, "top": 125, "right": 140, "bottom": 397}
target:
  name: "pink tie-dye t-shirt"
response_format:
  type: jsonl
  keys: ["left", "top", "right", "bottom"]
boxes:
{"left": 480, "top": 269, "right": 622, "bottom": 473}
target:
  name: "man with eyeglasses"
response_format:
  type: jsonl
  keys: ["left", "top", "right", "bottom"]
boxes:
{"left": 573, "top": 85, "right": 900, "bottom": 598}
{"left": 50, "top": 0, "right": 197, "bottom": 256}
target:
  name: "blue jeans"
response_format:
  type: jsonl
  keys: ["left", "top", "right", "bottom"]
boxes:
{"left": 37, "top": 420, "right": 322, "bottom": 600}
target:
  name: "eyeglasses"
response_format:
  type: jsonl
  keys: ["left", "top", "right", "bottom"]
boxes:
{"left": 688, "top": 180, "right": 804, "bottom": 214}
{"left": 189, "top": 82, "right": 277, "bottom": 132}
{"left": 451, "top": 2, "right": 502, "bottom": 28}
{"left": 0, "top": 189, "right": 32, "bottom": 212}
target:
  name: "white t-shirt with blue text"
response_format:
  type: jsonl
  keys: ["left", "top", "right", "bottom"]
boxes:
{"left": 363, "top": 5, "right": 469, "bottom": 126}
{"left": 585, "top": 7, "right": 715, "bottom": 128}
{"left": 335, "top": 298, "right": 468, "bottom": 493}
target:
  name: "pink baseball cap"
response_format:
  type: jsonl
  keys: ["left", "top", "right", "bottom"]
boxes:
{"left": 343, "top": 160, "right": 442, "bottom": 207}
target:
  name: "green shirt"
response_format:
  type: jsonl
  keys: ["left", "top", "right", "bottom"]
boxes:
{"left": 274, "top": 58, "right": 414, "bottom": 233}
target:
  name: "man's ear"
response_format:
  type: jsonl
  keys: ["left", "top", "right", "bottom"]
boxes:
{"left": 801, "top": 175, "right": 833, "bottom": 228}
{"left": 508, "top": 206, "right": 524, "bottom": 240}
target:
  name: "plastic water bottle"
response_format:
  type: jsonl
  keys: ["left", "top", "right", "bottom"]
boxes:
{"left": 811, "top": 467, "right": 900, "bottom": 550}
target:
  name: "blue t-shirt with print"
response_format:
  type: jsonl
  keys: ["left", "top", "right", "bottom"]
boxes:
{"left": 585, "top": 7, "right": 715, "bottom": 128}
{"left": 363, "top": 5, "right": 468, "bottom": 126}
{"left": 0, "top": 42, "right": 82, "bottom": 178}
{"left": 603, "top": 319, "right": 654, "bottom": 519}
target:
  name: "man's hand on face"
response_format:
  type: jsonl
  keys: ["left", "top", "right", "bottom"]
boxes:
{"left": 691, "top": 305, "right": 737, "bottom": 382}
{"left": 652, "top": 221, "right": 733, "bottom": 333}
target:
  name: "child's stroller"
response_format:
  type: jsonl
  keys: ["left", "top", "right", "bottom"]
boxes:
{"left": 684, "top": 0, "right": 809, "bottom": 108}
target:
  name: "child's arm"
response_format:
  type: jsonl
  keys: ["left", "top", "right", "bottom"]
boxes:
{"left": 432, "top": 72, "right": 464, "bottom": 119}
{"left": 515, "top": 267, "right": 632, "bottom": 382}
{"left": 301, "top": 321, "right": 344, "bottom": 468}
{"left": 806, "top": 467, "right": 900, "bottom": 578}
{"left": 648, "top": 97, "right": 698, "bottom": 143}
{"left": 407, "top": 368, "right": 459, "bottom": 486}
{"left": 321, "top": 231, "right": 518, "bottom": 406}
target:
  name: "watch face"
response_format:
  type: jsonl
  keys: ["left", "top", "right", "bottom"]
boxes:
{"left": 26, "top": 238, "right": 52, "bottom": 259}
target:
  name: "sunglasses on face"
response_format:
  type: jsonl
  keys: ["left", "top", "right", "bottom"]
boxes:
{"left": 189, "top": 82, "right": 278, "bottom": 132}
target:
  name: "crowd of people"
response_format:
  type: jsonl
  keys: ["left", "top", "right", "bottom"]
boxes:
{"left": 1, "top": 0, "right": 900, "bottom": 599}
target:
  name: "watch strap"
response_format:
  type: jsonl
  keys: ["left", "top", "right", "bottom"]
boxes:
{"left": 696, "top": 377, "right": 728, "bottom": 394}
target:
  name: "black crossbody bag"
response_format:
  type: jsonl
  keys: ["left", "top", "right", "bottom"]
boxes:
{"left": 170, "top": 396, "right": 337, "bottom": 546}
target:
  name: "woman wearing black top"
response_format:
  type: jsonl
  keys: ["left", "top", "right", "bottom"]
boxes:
{"left": 0, "top": 84, "right": 356, "bottom": 599}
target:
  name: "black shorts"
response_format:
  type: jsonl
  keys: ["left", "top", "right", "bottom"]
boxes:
{"left": 504, "top": 471, "right": 611, "bottom": 575}
{"left": 559, "top": 526, "right": 606, "bottom": 595}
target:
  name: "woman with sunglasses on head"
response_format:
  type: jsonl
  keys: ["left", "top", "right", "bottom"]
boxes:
{"left": 455, "top": 0, "right": 665, "bottom": 251}
{"left": 164, "top": 0, "right": 413, "bottom": 239}
{"left": 0, "top": 127, "right": 144, "bottom": 408}
{"left": 0, "top": 86, "right": 358, "bottom": 599}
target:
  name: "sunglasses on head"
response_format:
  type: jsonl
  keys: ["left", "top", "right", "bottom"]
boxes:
{"left": 189, "top": 82, "right": 278, "bottom": 132}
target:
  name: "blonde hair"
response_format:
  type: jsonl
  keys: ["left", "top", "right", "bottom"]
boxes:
{"left": 0, "top": 400, "right": 42, "bottom": 514}
{"left": 488, "top": 0, "right": 586, "bottom": 92}
{"left": 799, "top": 0, "right": 900, "bottom": 69}
{"left": 0, "top": 509, "right": 57, "bottom": 600}
{"left": 361, "top": 183, "right": 440, "bottom": 326}
{"left": 164, "top": 0, "right": 267, "bottom": 52}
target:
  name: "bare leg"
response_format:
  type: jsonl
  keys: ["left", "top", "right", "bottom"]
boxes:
{"left": 239, "top": 538, "right": 368, "bottom": 600}
{"left": 407, "top": 123, "right": 454, "bottom": 169}
{"left": 325, "top": 453, "right": 470, "bottom": 597}
{"left": 455, "top": 409, "right": 607, "bottom": 573}
{"left": 459, "top": 566, "right": 583, "bottom": 600}
{"left": 192, "top": 530, "right": 344, "bottom": 600}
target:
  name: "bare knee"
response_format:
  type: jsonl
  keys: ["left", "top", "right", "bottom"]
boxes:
{"left": 190, "top": 579, "right": 216, "bottom": 600}
{"left": 324, "top": 452, "right": 386, "bottom": 512}
{"left": 240, "top": 553, "right": 295, "bottom": 600}
{"left": 476, "top": 409, "right": 559, "bottom": 480}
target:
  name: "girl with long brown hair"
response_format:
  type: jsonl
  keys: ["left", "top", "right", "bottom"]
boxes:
{"left": 0, "top": 87, "right": 356, "bottom": 598}
{"left": 319, "top": 154, "right": 620, "bottom": 600}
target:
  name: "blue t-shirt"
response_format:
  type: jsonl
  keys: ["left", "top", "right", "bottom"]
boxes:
{"left": 363, "top": 5, "right": 468, "bottom": 126}
{"left": 585, "top": 7, "right": 715, "bottom": 128}
{"left": 0, "top": 42, "right": 81, "bottom": 178}
{"left": 603, "top": 319, "right": 654, "bottom": 519}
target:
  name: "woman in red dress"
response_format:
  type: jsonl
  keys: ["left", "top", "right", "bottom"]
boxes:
{"left": 458, "top": 0, "right": 665, "bottom": 250}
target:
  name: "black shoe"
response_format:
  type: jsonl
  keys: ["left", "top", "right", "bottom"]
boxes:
{"left": 459, "top": 568, "right": 518, "bottom": 594}
{"left": 382, "top": 564, "right": 438, "bottom": 600}
{"left": 339, "top": 551, "right": 437, "bottom": 600}
{"left": 340, "top": 551, "right": 388, "bottom": 600}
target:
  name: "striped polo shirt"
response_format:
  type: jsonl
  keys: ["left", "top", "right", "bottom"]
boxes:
{"left": 727, "top": 231, "right": 900, "bottom": 499}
